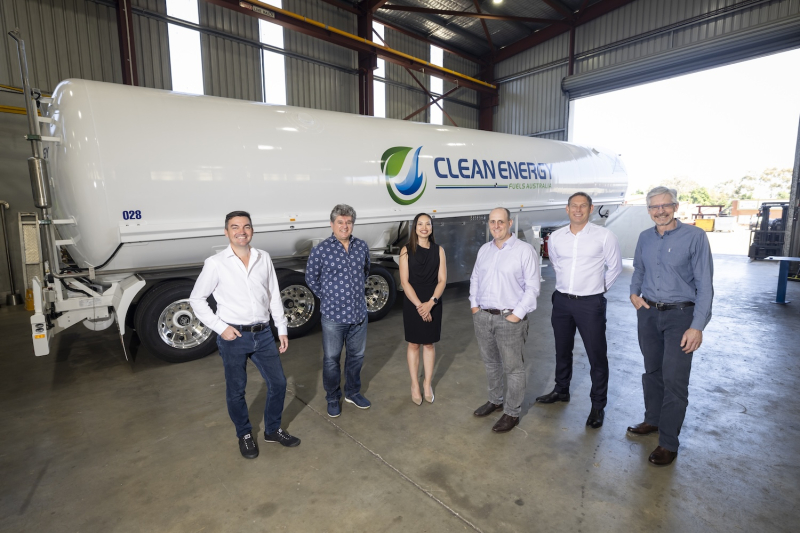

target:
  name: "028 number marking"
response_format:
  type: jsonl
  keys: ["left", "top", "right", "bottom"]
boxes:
{"left": 122, "top": 210, "right": 142, "bottom": 220}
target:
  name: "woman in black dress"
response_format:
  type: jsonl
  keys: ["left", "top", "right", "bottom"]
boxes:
{"left": 399, "top": 213, "right": 447, "bottom": 405}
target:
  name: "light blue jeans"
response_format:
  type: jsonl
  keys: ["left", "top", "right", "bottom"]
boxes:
{"left": 473, "top": 310, "right": 529, "bottom": 417}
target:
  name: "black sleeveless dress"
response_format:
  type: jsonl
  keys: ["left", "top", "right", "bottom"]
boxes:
{"left": 403, "top": 243, "right": 443, "bottom": 344}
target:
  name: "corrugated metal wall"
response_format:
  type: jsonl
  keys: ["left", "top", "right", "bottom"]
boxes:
{"left": 199, "top": 0, "right": 261, "bottom": 101}
{"left": 0, "top": 0, "right": 122, "bottom": 92}
{"left": 495, "top": 33, "right": 570, "bottom": 140}
{"left": 283, "top": 0, "right": 357, "bottom": 113}
{"left": 443, "top": 53, "right": 480, "bottom": 130}
{"left": 132, "top": 0, "right": 171, "bottom": 90}
{"left": 575, "top": 0, "right": 800, "bottom": 74}
{"left": 384, "top": 28, "right": 430, "bottom": 122}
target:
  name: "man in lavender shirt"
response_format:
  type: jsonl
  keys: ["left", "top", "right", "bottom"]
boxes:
{"left": 470, "top": 207, "right": 541, "bottom": 433}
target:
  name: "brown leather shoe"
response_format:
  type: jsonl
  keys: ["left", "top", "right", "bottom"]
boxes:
{"left": 491, "top": 414, "right": 519, "bottom": 433}
{"left": 648, "top": 446, "right": 678, "bottom": 466}
{"left": 627, "top": 421, "right": 659, "bottom": 435}
{"left": 473, "top": 401, "right": 503, "bottom": 417}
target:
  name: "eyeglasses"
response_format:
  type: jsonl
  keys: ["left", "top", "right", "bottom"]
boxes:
{"left": 647, "top": 203, "right": 676, "bottom": 211}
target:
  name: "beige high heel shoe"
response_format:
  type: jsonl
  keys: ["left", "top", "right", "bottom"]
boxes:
{"left": 424, "top": 384, "right": 435, "bottom": 404}
{"left": 412, "top": 386, "right": 422, "bottom": 406}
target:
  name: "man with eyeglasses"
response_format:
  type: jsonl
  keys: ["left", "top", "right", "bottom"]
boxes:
{"left": 628, "top": 186, "right": 714, "bottom": 466}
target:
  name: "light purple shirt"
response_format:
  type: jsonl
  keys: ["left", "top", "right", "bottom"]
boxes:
{"left": 469, "top": 234, "right": 541, "bottom": 319}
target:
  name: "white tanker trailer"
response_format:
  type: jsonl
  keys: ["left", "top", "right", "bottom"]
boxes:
{"left": 16, "top": 74, "right": 626, "bottom": 363}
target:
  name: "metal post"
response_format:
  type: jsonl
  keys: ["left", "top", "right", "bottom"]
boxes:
{"left": 0, "top": 201, "right": 19, "bottom": 302}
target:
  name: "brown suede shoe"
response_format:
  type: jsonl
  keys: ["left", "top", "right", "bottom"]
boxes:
{"left": 648, "top": 446, "right": 678, "bottom": 466}
{"left": 627, "top": 421, "right": 659, "bottom": 435}
{"left": 473, "top": 401, "right": 503, "bottom": 417}
{"left": 491, "top": 414, "right": 519, "bottom": 433}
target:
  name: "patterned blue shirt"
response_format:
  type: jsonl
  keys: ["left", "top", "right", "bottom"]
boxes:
{"left": 306, "top": 234, "right": 370, "bottom": 324}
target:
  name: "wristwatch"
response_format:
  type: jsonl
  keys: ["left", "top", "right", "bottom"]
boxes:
{"left": 431, "top": 297, "right": 439, "bottom": 304}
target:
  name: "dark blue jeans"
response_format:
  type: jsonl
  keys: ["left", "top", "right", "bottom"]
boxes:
{"left": 217, "top": 327, "right": 287, "bottom": 438}
{"left": 637, "top": 305, "right": 695, "bottom": 452}
{"left": 321, "top": 316, "right": 367, "bottom": 402}
{"left": 551, "top": 291, "right": 609, "bottom": 409}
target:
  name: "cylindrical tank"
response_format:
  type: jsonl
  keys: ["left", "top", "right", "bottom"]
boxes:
{"left": 44, "top": 79, "right": 626, "bottom": 271}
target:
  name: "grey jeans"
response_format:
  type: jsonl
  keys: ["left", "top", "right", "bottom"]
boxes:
{"left": 473, "top": 310, "right": 529, "bottom": 417}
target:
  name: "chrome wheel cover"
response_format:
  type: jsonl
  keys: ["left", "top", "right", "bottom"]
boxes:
{"left": 157, "top": 299, "right": 213, "bottom": 349}
{"left": 365, "top": 274, "right": 390, "bottom": 312}
{"left": 281, "top": 284, "right": 316, "bottom": 328}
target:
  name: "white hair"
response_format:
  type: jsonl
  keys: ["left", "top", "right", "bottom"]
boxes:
{"left": 646, "top": 186, "right": 678, "bottom": 205}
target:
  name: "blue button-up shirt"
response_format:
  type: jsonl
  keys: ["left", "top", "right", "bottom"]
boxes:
{"left": 630, "top": 220, "right": 714, "bottom": 331}
{"left": 469, "top": 234, "right": 540, "bottom": 320}
{"left": 306, "top": 233, "right": 370, "bottom": 324}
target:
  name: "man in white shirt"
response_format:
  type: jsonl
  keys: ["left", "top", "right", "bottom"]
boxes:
{"left": 190, "top": 211, "right": 300, "bottom": 459}
{"left": 535, "top": 193, "right": 622, "bottom": 429}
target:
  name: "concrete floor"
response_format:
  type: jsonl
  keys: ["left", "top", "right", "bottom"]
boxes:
{"left": 1, "top": 254, "right": 798, "bottom": 532}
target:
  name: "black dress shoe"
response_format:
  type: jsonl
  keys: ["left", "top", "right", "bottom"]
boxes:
{"left": 627, "top": 421, "right": 659, "bottom": 435}
{"left": 586, "top": 408, "right": 604, "bottom": 429}
{"left": 535, "top": 390, "right": 570, "bottom": 403}
{"left": 648, "top": 446, "right": 678, "bottom": 466}
{"left": 492, "top": 414, "right": 519, "bottom": 433}
{"left": 473, "top": 401, "right": 503, "bottom": 417}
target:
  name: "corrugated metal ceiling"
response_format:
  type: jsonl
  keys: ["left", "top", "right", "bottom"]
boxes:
{"left": 374, "top": 0, "right": 605, "bottom": 58}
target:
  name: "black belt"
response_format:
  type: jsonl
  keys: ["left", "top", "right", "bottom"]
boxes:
{"left": 482, "top": 309, "right": 528, "bottom": 320}
{"left": 557, "top": 290, "right": 602, "bottom": 300}
{"left": 234, "top": 323, "right": 270, "bottom": 332}
{"left": 643, "top": 298, "right": 695, "bottom": 311}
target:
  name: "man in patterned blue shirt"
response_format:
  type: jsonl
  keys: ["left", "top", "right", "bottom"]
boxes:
{"left": 306, "top": 204, "right": 372, "bottom": 417}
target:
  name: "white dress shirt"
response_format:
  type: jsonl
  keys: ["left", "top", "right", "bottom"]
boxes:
{"left": 189, "top": 245, "right": 288, "bottom": 336}
{"left": 548, "top": 223, "right": 622, "bottom": 296}
{"left": 469, "top": 234, "right": 541, "bottom": 319}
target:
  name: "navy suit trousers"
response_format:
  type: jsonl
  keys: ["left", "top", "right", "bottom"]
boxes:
{"left": 551, "top": 290, "right": 609, "bottom": 409}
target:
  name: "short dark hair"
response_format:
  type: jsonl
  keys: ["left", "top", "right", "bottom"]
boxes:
{"left": 225, "top": 210, "right": 252, "bottom": 228}
{"left": 567, "top": 192, "right": 593, "bottom": 207}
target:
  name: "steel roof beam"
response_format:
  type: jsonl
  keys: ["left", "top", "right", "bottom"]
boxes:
{"left": 472, "top": 0, "right": 495, "bottom": 55}
{"left": 540, "top": 0, "right": 576, "bottom": 20}
{"left": 378, "top": 5, "right": 568, "bottom": 25}
{"left": 360, "top": 0, "right": 390, "bottom": 14}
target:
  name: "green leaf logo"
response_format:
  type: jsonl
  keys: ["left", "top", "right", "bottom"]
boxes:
{"left": 381, "top": 146, "right": 426, "bottom": 205}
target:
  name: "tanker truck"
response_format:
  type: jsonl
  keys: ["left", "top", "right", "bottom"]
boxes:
{"left": 15, "top": 63, "right": 626, "bottom": 364}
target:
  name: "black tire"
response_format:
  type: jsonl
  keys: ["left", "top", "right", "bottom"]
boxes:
{"left": 366, "top": 265, "right": 397, "bottom": 322}
{"left": 277, "top": 271, "right": 321, "bottom": 338}
{"left": 134, "top": 280, "right": 217, "bottom": 364}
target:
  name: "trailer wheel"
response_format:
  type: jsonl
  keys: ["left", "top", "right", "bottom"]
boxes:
{"left": 366, "top": 265, "right": 396, "bottom": 322}
{"left": 134, "top": 280, "right": 217, "bottom": 364}
{"left": 277, "top": 271, "right": 320, "bottom": 338}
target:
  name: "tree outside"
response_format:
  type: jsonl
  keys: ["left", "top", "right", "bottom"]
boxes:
{"left": 634, "top": 167, "right": 793, "bottom": 207}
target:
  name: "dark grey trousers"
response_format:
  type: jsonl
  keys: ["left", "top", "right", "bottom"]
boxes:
{"left": 637, "top": 305, "right": 695, "bottom": 452}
